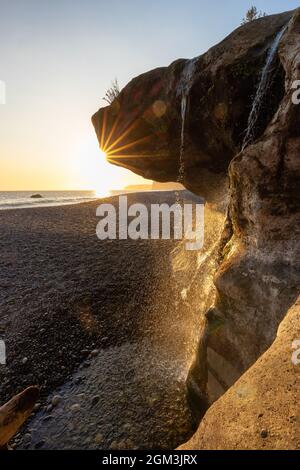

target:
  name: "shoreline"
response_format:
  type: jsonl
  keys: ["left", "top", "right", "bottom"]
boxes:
{"left": 0, "top": 193, "right": 206, "bottom": 449}
{"left": 0, "top": 189, "right": 192, "bottom": 211}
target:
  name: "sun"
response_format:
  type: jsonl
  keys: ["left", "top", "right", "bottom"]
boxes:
{"left": 74, "top": 139, "right": 118, "bottom": 197}
{"left": 93, "top": 147, "right": 128, "bottom": 197}
{"left": 73, "top": 133, "right": 150, "bottom": 196}
{"left": 94, "top": 148, "right": 113, "bottom": 197}
{"left": 99, "top": 148, "right": 107, "bottom": 159}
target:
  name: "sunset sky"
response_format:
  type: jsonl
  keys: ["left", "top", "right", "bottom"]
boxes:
{"left": 0, "top": 0, "right": 298, "bottom": 191}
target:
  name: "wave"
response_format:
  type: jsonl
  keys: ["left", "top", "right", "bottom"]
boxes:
{"left": 0, "top": 195, "right": 98, "bottom": 210}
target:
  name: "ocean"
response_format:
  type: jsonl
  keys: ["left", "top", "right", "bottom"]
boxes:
{"left": 0, "top": 189, "right": 191, "bottom": 210}
{"left": 0, "top": 191, "right": 98, "bottom": 210}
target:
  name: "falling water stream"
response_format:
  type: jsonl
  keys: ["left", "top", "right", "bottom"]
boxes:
{"left": 172, "top": 58, "right": 199, "bottom": 308}
{"left": 177, "top": 58, "right": 198, "bottom": 185}
{"left": 170, "top": 57, "right": 224, "bottom": 371}
{"left": 242, "top": 24, "right": 288, "bottom": 150}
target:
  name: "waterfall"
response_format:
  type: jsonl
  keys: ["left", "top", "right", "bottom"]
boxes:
{"left": 172, "top": 58, "right": 226, "bottom": 401}
{"left": 172, "top": 57, "right": 198, "bottom": 278}
{"left": 242, "top": 24, "right": 288, "bottom": 151}
{"left": 171, "top": 58, "right": 199, "bottom": 341}
{"left": 177, "top": 58, "right": 198, "bottom": 184}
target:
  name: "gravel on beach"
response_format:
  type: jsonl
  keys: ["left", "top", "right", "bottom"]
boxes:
{"left": 0, "top": 192, "right": 210, "bottom": 449}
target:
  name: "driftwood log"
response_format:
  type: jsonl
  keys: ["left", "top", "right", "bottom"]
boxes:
{"left": 0, "top": 386, "right": 39, "bottom": 449}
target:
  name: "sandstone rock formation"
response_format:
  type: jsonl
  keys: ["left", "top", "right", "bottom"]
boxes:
{"left": 92, "top": 11, "right": 292, "bottom": 201}
{"left": 93, "top": 9, "right": 300, "bottom": 449}
{"left": 180, "top": 297, "right": 300, "bottom": 450}
{"left": 202, "top": 5, "right": 300, "bottom": 389}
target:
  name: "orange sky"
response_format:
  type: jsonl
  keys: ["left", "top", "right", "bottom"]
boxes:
{"left": 0, "top": 103, "right": 150, "bottom": 192}
{"left": 1, "top": 0, "right": 296, "bottom": 191}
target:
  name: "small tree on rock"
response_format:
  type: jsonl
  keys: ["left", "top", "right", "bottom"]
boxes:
{"left": 103, "top": 78, "right": 120, "bottom": 104}
{"left": 242, "top": 6, "right": 266, "bottom": 25}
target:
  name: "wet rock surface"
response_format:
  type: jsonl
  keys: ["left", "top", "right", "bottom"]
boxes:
{"left": 93, "top": 9, "right": 300, "bottom": 449}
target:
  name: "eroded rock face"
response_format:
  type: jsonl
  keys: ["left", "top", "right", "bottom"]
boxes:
{"left": 92, "top": 11, "right": 292, "bottom": 200}
{"left": 179, "top": 296, "right": 300, "bottom": 450}
{"left": 206, "top": 8, "right": 300, "bottom": 374}
{"left": 187, "top": 9, "right": 300, "bottom": 424}
{"left": 186, "top": 9, "right": 300, "bottom": 445}
{"left": 92, "top": 9, "right": 300, "bottom": 448}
